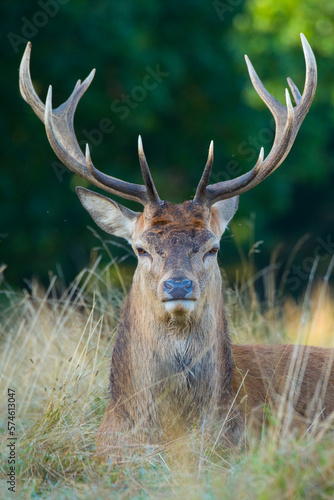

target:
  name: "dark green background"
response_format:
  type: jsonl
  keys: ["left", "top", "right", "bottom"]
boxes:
{"left": 1, "top": 0, "right": 334, "bottom": 294}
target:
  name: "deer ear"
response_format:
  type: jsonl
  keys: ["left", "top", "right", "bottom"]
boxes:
{"left": 210, "top": 196, "right": 239, "bottom": 238}
{"left": 76, "top": 187, "right": 140, "bottom": 242}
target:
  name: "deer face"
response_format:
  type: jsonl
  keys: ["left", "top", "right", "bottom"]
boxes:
{"left": 77, "top": 188, "right": 238, "bottom": 318}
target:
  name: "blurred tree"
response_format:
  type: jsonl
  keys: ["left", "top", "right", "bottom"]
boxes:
{"left": 0, "top": 0, "right": 334, "bottom": 290}
{"left": 227, "top": 0, "right": 334, "bottom": 290}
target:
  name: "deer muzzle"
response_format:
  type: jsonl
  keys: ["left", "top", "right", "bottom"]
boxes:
{"left": 163, "top": 279, "right": 193, "bottom": 300}
{"left": 158, "top": 276, "right": 199, "bottom": 316}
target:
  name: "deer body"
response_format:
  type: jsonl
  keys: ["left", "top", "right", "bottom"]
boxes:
{"left": 19, "top": 35, "right": 334, "bottom": 458}
{"left": 232, "top": 344, "right": 334, "bottom": 432}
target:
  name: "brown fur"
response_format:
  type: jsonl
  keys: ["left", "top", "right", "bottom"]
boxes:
{"left": 232, "top": 344, "right": 334, "bottom": 434}
{"left": 94, "top": 200, "right": 334, "bottom": 459}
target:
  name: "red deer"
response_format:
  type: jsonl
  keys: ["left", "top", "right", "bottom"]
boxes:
{"left": 19, "top": 35, "right": 334, "bottom": 458}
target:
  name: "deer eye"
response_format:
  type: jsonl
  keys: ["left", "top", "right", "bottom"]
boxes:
{"left": 136, "top": 247, "right": 150, "bottom": 257}
{"left": 206, "top": 247, "right": 219, "bottom": 256}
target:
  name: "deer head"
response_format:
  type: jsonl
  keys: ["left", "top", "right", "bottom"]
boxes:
{"left": 19, "top": 35, "right": 317, "bottom": 322}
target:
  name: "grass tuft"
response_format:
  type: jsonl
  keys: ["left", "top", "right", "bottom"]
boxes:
{"left": 0, "top": 255, "right": 334, "bottom": 498}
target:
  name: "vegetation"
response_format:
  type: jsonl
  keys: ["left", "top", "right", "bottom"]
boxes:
{"left": 0, "top": 251, "right": 333, "bottom": 498}
{"left": 2, "top": 0, "right": 334, "bottom": 287}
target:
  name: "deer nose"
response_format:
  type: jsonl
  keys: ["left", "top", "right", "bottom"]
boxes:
{"left": 163, "top": 279, "right": 193, "bottom": 300}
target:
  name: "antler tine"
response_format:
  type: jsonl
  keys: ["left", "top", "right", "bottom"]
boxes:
{"left": 138, "top": 136, "right": 161, "bottom": 203}
{"left": 194, "top": 141, "right": 214, "bottom": 203}
{"left": 19, "top": 42, "right": 159, "bottom": 206}
{"left": 287, "top": 77, "right": 302, "bottom": 105}
{"left": 195, "top": 33, "right": 317, "bottom": 206}
{"left": 20, "top": 42, "right": 45, "bottom": 122}
{"left": 294, "top": 33, "right": 317, "bottom": 128}
{"left": 244, "top": 54, "right": 286, "bottom": 126}
{"left": 84, "top": 144, "right": 149, "bottom": 204}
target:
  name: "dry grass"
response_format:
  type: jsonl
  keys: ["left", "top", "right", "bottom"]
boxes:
{"left": 0, "top": 254, "right": 334, "bottom": 498}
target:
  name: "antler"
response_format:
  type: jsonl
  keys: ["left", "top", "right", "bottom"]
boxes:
{"left": 19, "top": 42, "right": 160, "bottom": 206}
{"left": 194, "top": 33, "right": 317, "bottom": 206}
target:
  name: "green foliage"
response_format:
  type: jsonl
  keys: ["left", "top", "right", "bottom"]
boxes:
{"left": 1, "top": 0, "right": 334, "bottom": 286}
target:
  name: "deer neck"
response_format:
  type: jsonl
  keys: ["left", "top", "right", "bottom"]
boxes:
{"left": 110, "top": 267, "right": 235, "bottom": 440}
{"left": 122, "top": 266, "right": 233, "bottom": 396}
